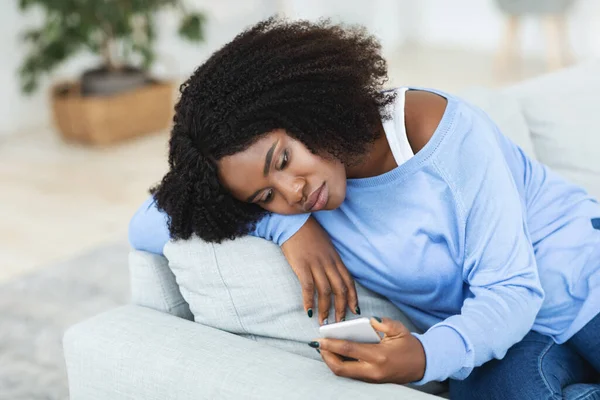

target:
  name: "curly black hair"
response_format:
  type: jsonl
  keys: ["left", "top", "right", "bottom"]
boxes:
{"left": 150, "top": 17, "right": 396, "bottom": 243}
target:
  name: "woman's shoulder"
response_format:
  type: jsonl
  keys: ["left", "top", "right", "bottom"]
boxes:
{"left": 404, "top": 89, "right": 448, "bottom": 154}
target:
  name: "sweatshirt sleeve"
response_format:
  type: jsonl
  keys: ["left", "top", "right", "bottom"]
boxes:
{"left": 128, "top": 195, "right": 311, "bottom": 254}
{"left": 128, "top": 196, "right": 171, "bottom": 255}
{"left": 249, "top": 212, "right": 312, "bottom": 246}
{"left": 411, "top": 103, "right": 545, "bottom": 384}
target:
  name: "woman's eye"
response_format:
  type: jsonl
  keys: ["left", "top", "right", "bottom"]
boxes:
{"left": 278, "top": 150, "right": 289, "bottom": 170}
{"left": 262, "top": 189, "right": 274, "bottom": 203}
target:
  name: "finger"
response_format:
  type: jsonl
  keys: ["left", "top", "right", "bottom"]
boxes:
{"left": 311, "top": 263, "right": 332, "bottom": 325}
{"left": 320, "top": 350, "right": 375, "bottom": 382}
{"left": 323, "top": 259, "right": 348, "bottom": 322}
{"left": 371, "top": 317, "right": 410, "bottom": 339}
{"left": 335, "top": 258, "right": 359, "bottom": 315}
{"left": 318, "top": 339, "right": 380, "bottom": 363}
{"left": 292, "top": 262, "right": 315, "bottom": 318}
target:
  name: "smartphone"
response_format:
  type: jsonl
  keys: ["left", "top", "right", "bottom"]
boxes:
{"left": 319, "top": 317, "right": 381, "bottom": 343}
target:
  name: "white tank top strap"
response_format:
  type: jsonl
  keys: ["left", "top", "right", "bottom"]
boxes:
{"left": 383, "top": 87, "right": 414, "bottom": 166}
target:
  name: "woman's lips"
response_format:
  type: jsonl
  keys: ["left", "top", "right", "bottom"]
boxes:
{"left": 305, "top": 182, "right": 328, "bottom": 212}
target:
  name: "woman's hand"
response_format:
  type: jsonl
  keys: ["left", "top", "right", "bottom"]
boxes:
{"left": 313, "top": 317, "right": 426, "bottom": 384}
{"left": 281, "top": 216, "right": 360, "bottom": 325}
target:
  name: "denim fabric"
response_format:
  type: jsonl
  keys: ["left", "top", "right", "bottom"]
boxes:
{"left": 567, "top": 312, "right": 600, "bottom": 373}
{"left": 449, "top": 313, "right": 600, "bottom": 400}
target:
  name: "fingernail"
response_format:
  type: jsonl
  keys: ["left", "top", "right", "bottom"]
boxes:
{"left": 316, "top": 349, "right": 321, "bottom": 354}
{"left": 308, "top": 341, "right": 320, "bottom": 349}
{"left": 322, "top": 318, "right": 328, "bottom": 325}
{"left": 355, "top": 306, "right": 361, "bottom": 315}
{"left": 373, "top": 316, "right": 382, "bottom": 323}
{"left": 307, "top": 308, "right": 313, "bottom": 318}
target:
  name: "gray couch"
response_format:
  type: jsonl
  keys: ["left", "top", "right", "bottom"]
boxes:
{"left": 64, "top": 62, "right": 600, "bottom": 399}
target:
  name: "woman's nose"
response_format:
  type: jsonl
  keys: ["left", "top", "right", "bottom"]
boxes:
{"left": 280, "top": 177, "right": 305, "bottom": 206}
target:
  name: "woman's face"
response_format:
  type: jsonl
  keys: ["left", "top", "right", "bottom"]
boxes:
{"left": 217, "top": 129, "right": 347, "bottom": 215}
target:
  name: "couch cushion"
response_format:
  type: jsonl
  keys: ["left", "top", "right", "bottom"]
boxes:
{"left": 459, "top": 87, "right": 537, "bottom": 160}
{"left": 164, "top": 236, "right": 446, "bottom": 394}
{"left": 129, "top": 250, "right": 193, "bottom": 320}
{"left": 503, "top": 61, "right": 600, "bottom": 200}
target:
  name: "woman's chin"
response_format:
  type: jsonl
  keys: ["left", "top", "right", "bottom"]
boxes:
{"left": 324, "top": 194, "right": 344, "bottom": 210}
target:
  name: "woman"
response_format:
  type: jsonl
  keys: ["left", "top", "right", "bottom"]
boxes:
{"left": 129, "top": 18, "right": 600, "bottom": 398}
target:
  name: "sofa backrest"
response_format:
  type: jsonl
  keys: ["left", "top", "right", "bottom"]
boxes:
{"left": 129, "top": 250, "right": 193, "bottom": 320}
{"left": 503, "top": 61, "right": 600, "bottom": 200}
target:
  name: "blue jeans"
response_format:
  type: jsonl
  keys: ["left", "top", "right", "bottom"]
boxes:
{"left": 450, "top": 312, "right": 600, "bottom": 400}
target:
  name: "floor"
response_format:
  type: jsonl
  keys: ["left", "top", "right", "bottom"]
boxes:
{"left": 0, "top": 129, "right": 169, "bottom": 282}
{"left": 0, "top": 44, "right": 553, "bottom": 284}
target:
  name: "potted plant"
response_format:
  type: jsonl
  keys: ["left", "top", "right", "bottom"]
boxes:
{"left": 18, "top": 0, "right": 206, "bottom": 145}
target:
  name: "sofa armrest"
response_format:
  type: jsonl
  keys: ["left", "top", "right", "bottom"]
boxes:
{"left": 64, "top": 305, "right": 438, "bottom": 400}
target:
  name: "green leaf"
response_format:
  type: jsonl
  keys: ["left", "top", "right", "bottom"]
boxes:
{"left": 22, "top": 79, "right": 37, "bottom": 95}
{"left": 178, "top": 13, "right": 205, "bottom": 42}
{"left": 18, "top": 0, "right": 37, "bottom": 11}
{"left": 21, "top": 29, "right": 43, "bottom": 42}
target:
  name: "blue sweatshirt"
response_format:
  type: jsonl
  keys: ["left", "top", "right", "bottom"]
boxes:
{"left": 128, "top": 88, "right": 600, "bottom": 384}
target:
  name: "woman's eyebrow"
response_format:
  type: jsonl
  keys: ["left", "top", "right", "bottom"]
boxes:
{"left": 246, "top": 139, "right": 279, "bottom": 202}
{"left": 263, "top": 139, "right": 279, "bottom": 176}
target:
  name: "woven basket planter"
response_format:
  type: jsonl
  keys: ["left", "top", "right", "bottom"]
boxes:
{"left": 51, "top": 80, "right": 175, "bottom": 145}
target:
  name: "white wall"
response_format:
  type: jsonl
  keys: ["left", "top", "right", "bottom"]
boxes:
{"left": 1, "top": 0, "right": 599, "bottom": 137}
{"left": 0, "top": 2, "right": 46, "bottom": 137}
